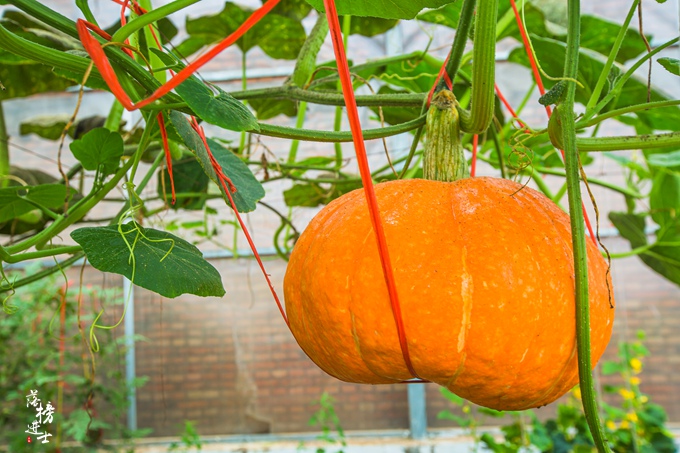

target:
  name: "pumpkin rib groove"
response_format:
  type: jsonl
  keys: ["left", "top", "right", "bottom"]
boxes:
{"left": 508, "top": 187, "right": 579, "bottom": 409}
{"left": 440, "top": 182, "right": 468, "bottom": 390}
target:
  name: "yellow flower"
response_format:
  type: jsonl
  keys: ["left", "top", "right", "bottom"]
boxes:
{"left": 629, "top": 377, "right": 641, "bottom": 386}
{"left": 620, "top": 420, "right": 630, "bottom": 429}
{"left": 619, "top": 389, "right": 635, "bottom": 400}
{"left": 606, "top": 420, "right": 617, "bottom": 431}
{"left": 627, "top": 412, "right": 639, "bottom": 423}
{"left": 630, "top": 358, "right": 642, "bottom": 373}
{"left": 572, "top": 388, "right": 582, "bottom": 400}
{"left": 640, "top": 395, "right": 649, "bottom": 403}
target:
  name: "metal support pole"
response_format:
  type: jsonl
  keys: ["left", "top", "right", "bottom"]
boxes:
{"left": 407, "top": 383, "right": 427, "bottom": 439}
{"left": 123, "top": 277, "right": 137, "bottom": 431}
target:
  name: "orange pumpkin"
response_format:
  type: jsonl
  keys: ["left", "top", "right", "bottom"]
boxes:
{"left": 283, "top": 177, "right": 614, "bottom": 411}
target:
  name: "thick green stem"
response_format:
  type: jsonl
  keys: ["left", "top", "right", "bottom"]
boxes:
{"left": 2, "top": 245, "right": 83, "bottom": 264}
{"left": 111, "top": 0, "right": 200, "bottom": 43}
{"left": 258, "top": 114, "right": 426, "bottom": 142}
{"left": 562, "top": 1, "right": 611, "bottom": 451}
{"left": 458, "top": 0, "right": 498, "bottom": 134}
{"left": 308, "top": 50, "right": 425, "bottom": 88}
{"left": 333, "top": 15, "right": 351, "bottom": 169}
{"left": 585, "top": 0, "right": 639, "bottom": 115}
{"left": 0, "top": 102, "right": 9, "bottom": 189}
{"left": 402, "top": 1, "right": 477, "bottom": 178}
{"left": 231, "top": 85, "right": 424, "bottom": 106}
{"left": 239, "top": 51, "right": 249, "bottom": 155}
{"left": 0, "top": 253, "right": 85, "bottom": 293}
{"left": 437, "top": 0, "right": 477, "bottom": 92}
{"left": 104, "top": 100, "right": 125, "bottom": 132}
{"left": 287, "top": 102, "right": 308, "bottom": 163}
{"left": 291, "top": 14, "right": 329, "bottom": 88}
{"left": 423, "top": 91, "right": 468, "bottom": 181}
{"left": 579, "top": 99, "right": 680, "bottom": 128}
{"left": 550, "top": 111, "right": 680, "bottom": 151}
{"left": 488, "top": 127, "right": 507, "bottom": 179}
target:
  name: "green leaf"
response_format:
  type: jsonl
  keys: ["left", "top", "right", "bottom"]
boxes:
{"left": 71, "top": 222, "right": 225, "bottom": 298}
{"left": 249, "top": 97, "right": 298, "bottom": 120}
{"left": 601, "top": 361, "right": 623, "bottom": 375}
{"left": 579, "top": 15, "right": 649, "bottom": 63}
{"left": 157, "top": 157, "right": 210, "bottom": 210}
{"left": 650, "top": 171, "right": 680, "bottom": 230}
{"left": 647, "top": 150, "right": 680, "bottom": 168}
{"left": 168, "top": 111, "right": 265, "bottom": 212}
{"left": 184, "top": 2, "right": 306, "bottom": 59}
{"left": 609, "top": 212, "right": 680, "bottom": 286}
{"left": 0, "top": 184, "right": 67, "bottom": 223}
{"left": 0, "top": 62, "right": 74, "bottom": 101}
{"left": 417, "top": 2, "right": 462, "bottom": 29}
{"left": 19, "top": 114, "right": 73, "bottom": 140}
{"left": 369, "top": 86, "right": 421, "bottom": 125}
{"left": 658, "top": 57, "right": 680, "bottom": 76}
{"left": 306, "top": 0, "right": 456, "bottom": 19}
{"left": 288, "top": 156, "right": 335, "bottom": 177}
{"left": 496, "top": 2, "right": 550, "bottom": 43}
{"left": 283, "top": 180, "right": 361, "bottom": 207}
{"left": 345, "top": 16, "right": 399, "bottom": 36}
{"left": 271, "top": 0, "right": 313, "bottom": 20}
{"left": 69, "top": 128, "right": 124, "bottom": 176}
{"left": 638, "top": 404, "right": 668, "bottom": 427}
{"left": 507, "top": 36, "right": 680, "bottom": 131}
{"left": 174, "top": 74, "right": 259, "bottom": 133}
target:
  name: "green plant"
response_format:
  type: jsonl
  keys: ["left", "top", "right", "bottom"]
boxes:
{"left": 0, "top": 264, "right": 150, "bottom": 452}
{"left": 600, "top": 331, "right": 677, "bottom": 453}
{"left": 168, "top": 421, "right": 203, "bottom": 453}
{"left": 437, "top": 332, "right": 678, "bottom": 453}
{"left": 301, "top": 392, "right": 346, "bottom": 453}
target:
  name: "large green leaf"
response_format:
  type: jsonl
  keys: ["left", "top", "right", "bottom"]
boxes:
{"left": 71, "top": 222, "right": 225, "bottom": 298}
{"left": 346, "top": 16, "right": 399, "bottom": 37}
{"left": 579, "top": 15, "right": 649, "bottom": 63}
{"left": 507, "top": 36, "right": 680, "bottom": 131}
{"left": 69, "top": 128, "right": 124, "bottom": 176}
{"left": 183, "top": 2, "right": 306, "bottom": 59}
{"left": 174, "top": 74, "right": 259, "bottom": 133}
{"left": 168, "top": 111, "right": 265, "bottom": 213}
{"left": 0, "top": 184, "right": 67, "bottom": 223}
{"left": 0, "top": 62, "right": 73, "bottom": 101}
{"left": 305, "top": 0, "right": 456, "bottom": 19}
{"left": 649, "top": 171, "right": 680, "bottom": 230}
{"left": 157, "top": 157, "right": 210, "bottom": 210}
{"left": 609, "top": 212, "right": 680, "bottom": 286}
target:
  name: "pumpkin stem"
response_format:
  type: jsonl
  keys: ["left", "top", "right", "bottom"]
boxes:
{"left": 423, "top": 90, "right": 469, "bottom": 182}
